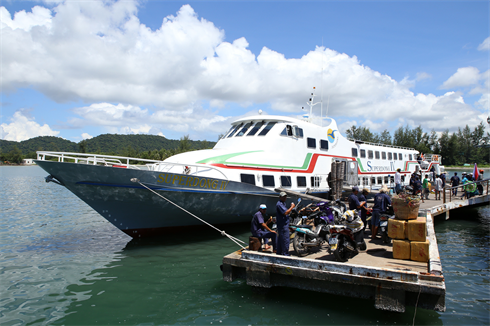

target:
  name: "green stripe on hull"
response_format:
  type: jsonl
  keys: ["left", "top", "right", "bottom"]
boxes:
{"left": 197, "top": 151, "right": 313, "bottom": 170}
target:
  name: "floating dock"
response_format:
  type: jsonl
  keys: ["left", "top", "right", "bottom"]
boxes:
{"left": 221, "top": 210, "right": 445, "bottom": 313}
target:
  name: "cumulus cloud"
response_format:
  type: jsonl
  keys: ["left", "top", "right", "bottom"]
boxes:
{"left": 478, "top": 36, "right": 490, "bottom": 51}
{"left": 1, "top": 0, "right": 488, "bottom": 139}
{"left": 0, "top": 110, "right": 59, "bottom": 141}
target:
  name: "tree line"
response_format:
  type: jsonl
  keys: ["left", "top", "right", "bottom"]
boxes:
{"left": 345, "top": 122, "right": 490, "bottom": 166}
{"left": 0, "top": 134, "right": 215, "bottom": 164}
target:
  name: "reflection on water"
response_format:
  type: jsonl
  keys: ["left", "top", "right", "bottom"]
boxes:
{"left": 0, "top": 166, "right": 488, "bottom": 325}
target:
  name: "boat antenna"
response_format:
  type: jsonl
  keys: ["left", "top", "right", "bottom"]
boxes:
{"left": 306, "top": 87, "right": 322, "bottom": 122}
{"left": 320, "top": 39, "right": 324, "bottom": 126}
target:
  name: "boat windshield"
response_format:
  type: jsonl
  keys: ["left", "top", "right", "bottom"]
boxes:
{"left": 247, "top": 121, "right": 264, "bottom": 136}
{"left": 227, "top": 123, "right": 243, "bottom": 138}
{"left": 258, "top": 122, "right": 276, "bottom": 136}
{"left": 236, "top": 122, "right": 253, "bottom": 137}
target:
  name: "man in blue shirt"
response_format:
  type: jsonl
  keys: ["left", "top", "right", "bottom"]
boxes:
{"left": 348, "top": 186, "right": 366, "bottom": 217}
{"left": 371, "top": 185, "right": 391, "bottom": 240}
{"left": 359, "top": 188, "right": 370, "bottom": 232}
{"left": 450, "top": 172, "right": 460, "bottom": 196}
{"left": 251, "top": 204, "right": 276, "bottom": 251}
{"left": 276, "top": 192, "right": 296, "bottom": 256}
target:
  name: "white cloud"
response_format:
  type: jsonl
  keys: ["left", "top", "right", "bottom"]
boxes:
{"left": 478, "top": 36, "right": 490, "bottom": 51}
{"left": 441, "top": 67, "right": 480, "bottom": 89}
{"left": 1, "top": 1, "right": 488, "bottom": 138}
{"left": 81, "top": 132, "right": 93, "bottom": 140}
{"left": 0, "top": 110, "right": 59, "bottom": 141}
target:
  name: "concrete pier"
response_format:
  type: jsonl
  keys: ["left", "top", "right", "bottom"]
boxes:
{"left": 221, "top": 211, "right": 445, "bottom": 313}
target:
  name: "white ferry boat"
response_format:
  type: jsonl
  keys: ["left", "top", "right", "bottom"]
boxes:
{"left": 35, "top": 98, "right": 442, "bottom": 237}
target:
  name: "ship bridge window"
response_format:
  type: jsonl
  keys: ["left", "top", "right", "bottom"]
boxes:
{"left": 307, "top": 138, "right": 316, "bottom": 148}
{"left": 247, "top": 121, "right": 264, "bottom": 136}
{"left": 280, "top": 176, "right": 292, "bottom": 187}
{"left": 262, "top": 175, "right": 275, "bottom": 187}
{"left": 360, "top": 149, "right": 366, "bottom": 158}
{"left": 388, "top": 152, "right": 392, "bottom": 160}
{"left": 375, "top": 151, "right": 380, "bottom": 159}
{"left": 236, "top": 122, "right": 253, "bottom": 137}
{"left": 320, "top": 140, "right": 328, "bottom": 150}
{"left": 294, "top": 127, "right": 304, "bottom": 138}
{"left": 368, "top": 150, "right": 374, "bottom": 159}
{"left": 297, "top": 176, "right": 306, "bottom": 187}
{"left": 240, "top": 174, "right": 255, "bottom": 185}
{"left": 227, "top": 123, "right": 243, "bottom": 138}
{"left": 382, "top": 152, "right": 386, "bottom": 160}
{"left": 259, "top": 122, "right": 276, "bottom": 136}
{"left": 351, "top": 148, "right": 358, "bottom": 157}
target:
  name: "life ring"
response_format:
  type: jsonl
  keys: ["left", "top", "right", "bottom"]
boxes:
{"left": 433, "top": 155, "right": 439, "bottom": 162}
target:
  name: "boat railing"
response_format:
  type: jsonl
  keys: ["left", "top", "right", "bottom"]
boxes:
{"left": 348, "top": 139, "right": 415, "bottom": 151}
{"left": 36, "top": 151, "right": 230, "bottom": 179}
{"left": 36, "top": 151, "right": 163, "bottom": 169}
{"left": 444, "top": 178, "right": 489, "bottom": 203}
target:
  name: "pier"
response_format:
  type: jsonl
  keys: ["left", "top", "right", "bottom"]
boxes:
{"left": 221, "top": 185, "right": 489, "bottom": 313}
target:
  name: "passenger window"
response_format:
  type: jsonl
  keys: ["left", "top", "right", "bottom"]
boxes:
{"left": 368, "top": 150, "right": 374, "bottom": 159}
{"left": 280, "top": 176, "right": 292, "bottom": 187}
{"left": 352, "top": 148, "right": 358, "bottom": 157}
{"left": 320, "top": 140, "right": 328, "bottom": 150}
{"left": 377, "top": 177, "right": 382, "bottom": 184}
{"left": 382, "top": 152, "right": 386, "bottom": 160}
{"left": 375, "top": 151, "right": 380, "bottom": 159}
{"left": 360, "top": 149, "right": 366, "bottom": 158}
{"left": 262, "top": 175, "right": 275, "bottom": 187}
{"left": 297, "top": 176, "right": 306, "bottom": 187}
{"left": 240, "top": 174, "right": 255, "bottom": 185}
{"left": 247, "top": 121, "right": 264, "bottom": 136}
{"left": 307, "top": 138, "right": 316, "bottom": 148}
{"left": 399, "top": 153, "right": 403, "bottom": 160}
{"left": 363, "top": 177, "right": 369, "bottom": 186}
{"left": 401, "top": 175, "right": 405, "bottom": 182}
{"left": 384, "top": 176, "right": 389, "bottom": 183}
{"left": 259, "top": 122, "right": 276, "bottom": 136}
{"left": 296, "top": 128, "right": 304, "bottom": 138}
{"left": 371, "top": 177, "right": 376, "bottom": 184}
{"left": 409, "top": 154, "right": 413, "bottom": 161}
{"left": 311, "top": 176, "right": 320, "bottom": 188}
{"left": 388, "top": 152, "right": 392, "bottom": 160}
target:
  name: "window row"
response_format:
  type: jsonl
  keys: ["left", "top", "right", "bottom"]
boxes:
{"left": 240, "top": 174, "right": 321, "bottom": 188}
{"left": 225, "top": 121, "right": 277, "bottom": 138}
{"left": 359, "top": 175, "right": 405, "bottom": 186}
{"left": 351, "top": 148, "right": 413, "bottom": 161}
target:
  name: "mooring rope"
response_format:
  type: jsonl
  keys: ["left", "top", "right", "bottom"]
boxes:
{"left": 130, "top": 178, "right": 247, "bottom": 249}
{"left": 412, "top": 285, "right": 422, "bottom": 326}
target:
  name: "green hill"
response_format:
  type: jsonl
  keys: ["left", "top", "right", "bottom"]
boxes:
{"left": 0, "top": 134, "right": 215, "bottom": 163}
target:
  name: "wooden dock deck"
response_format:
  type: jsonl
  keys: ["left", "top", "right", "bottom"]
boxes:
{"left": 221, "top": 188, "right": 488, "bottom": 313}
{"left": 222, "top": 210, "right": 445, "bottom": 313}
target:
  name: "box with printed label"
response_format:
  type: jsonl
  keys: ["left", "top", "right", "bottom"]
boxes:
{"left": 411, "top": 240, "right": 430, "bottom": 262}
{"left": 392, "top": 239, "right": 411, "bottom": 260}
{"left": 388, "top": 219, "right": 407, "bottom": 239}
{"left": 407, "top": 216, "right": 427, "bottom": 242}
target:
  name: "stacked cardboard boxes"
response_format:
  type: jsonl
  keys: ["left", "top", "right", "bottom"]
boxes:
{"left": 388, "top": 197, "right": 429, "bottom": 262}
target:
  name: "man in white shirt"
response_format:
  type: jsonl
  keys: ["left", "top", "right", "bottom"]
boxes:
{"left": 395, "top": 168, "right": 402, "bottom": 194}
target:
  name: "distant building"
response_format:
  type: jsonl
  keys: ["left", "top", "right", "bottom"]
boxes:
{"left": 22, "top": 159, "right": 34, "bottom": 165}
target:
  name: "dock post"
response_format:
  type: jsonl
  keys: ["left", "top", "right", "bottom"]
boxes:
{"left": 443, "top": 188, "right": 446, "bottom": 203}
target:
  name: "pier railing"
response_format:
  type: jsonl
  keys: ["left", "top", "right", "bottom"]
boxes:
{"left": 443, "top": 178, "right": 489, "bottom": 203}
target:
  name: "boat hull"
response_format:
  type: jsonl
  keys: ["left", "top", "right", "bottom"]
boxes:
{"left": 35, "top": 160, "right": 294, "bottom": 237}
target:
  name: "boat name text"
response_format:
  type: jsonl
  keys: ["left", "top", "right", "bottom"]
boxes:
{"left": 366, "top": 161, "right": 396, "bottom": 172}
{"left": 157, "top": 173, "right": 229, "bottom": 190}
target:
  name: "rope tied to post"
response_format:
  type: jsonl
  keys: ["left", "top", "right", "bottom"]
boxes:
{"left": 130, "top": 178, "right": 247, "bottom": 249}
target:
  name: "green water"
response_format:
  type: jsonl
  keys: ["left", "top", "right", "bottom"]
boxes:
{"left": 1, "top": 166, "right": 488, "bottom": 325}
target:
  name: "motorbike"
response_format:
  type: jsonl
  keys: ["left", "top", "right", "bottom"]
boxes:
{"left": 379, "top": 205, "right": 395, "bottom": 244}
{"left": 328, "top": 210, "right": 367, "bottom": 262}
{"left": 289, "top": 200, "right": 344, "bottom": 257}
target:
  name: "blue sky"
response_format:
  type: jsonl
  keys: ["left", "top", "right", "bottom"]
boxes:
{"left": 1, "top": 0, "right": 489, "bottom": 143}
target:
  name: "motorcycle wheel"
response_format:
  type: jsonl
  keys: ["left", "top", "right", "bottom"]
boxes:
{"left": 293, "top": 233, "right": 311, "bottom": 257}
{"left": 382, "top": 233, "right": 391, "bottom": 244}
{"left": 333, "top": 236, "right": 349, "bottom": 262}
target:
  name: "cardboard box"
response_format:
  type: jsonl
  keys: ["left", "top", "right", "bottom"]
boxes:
{"left": 388, "top": 219, "right": 407, "bottom": 239}
{"left": 393, "top": 239, "right": 411, "bottom": 260}
{"left": 407, "top": 216, "right": 427, "bottom": 242}
{"left": 411, "top": 240, "right": 430, "bottom": 262}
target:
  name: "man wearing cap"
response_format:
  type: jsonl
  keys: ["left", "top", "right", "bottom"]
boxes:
{"left": 251, "top": 204, "right": 276, "bottom": 251}
{"left": 359, "top": 188, "right": 370, "bottom": 231}
{"left": 395, "top": 168, "right": 402, "bottom": 194}
{"left": 276, "top": 192, "right": 296, "bottom": 256}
